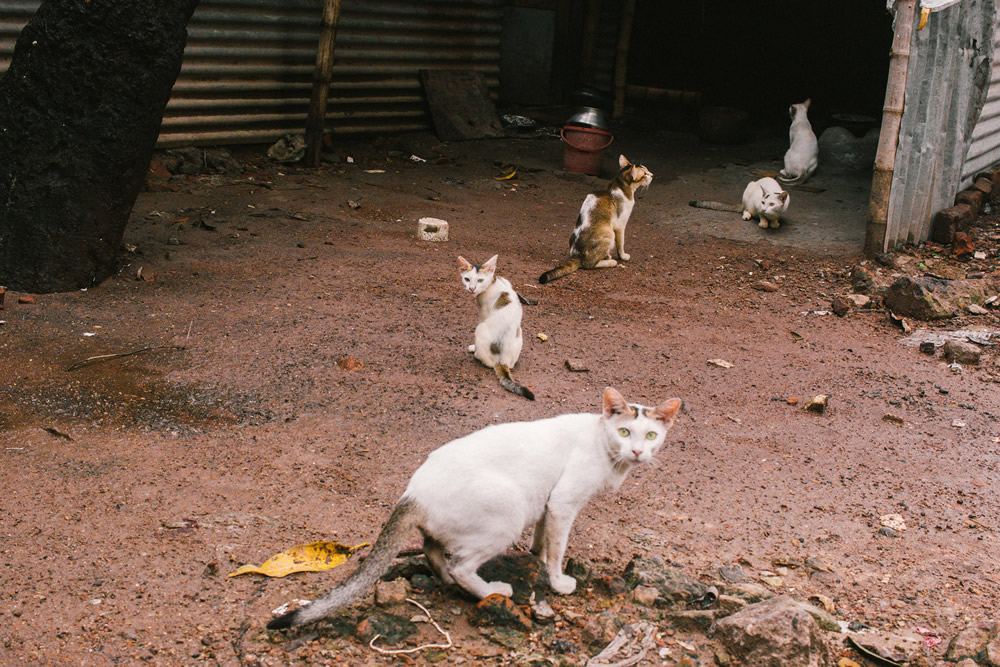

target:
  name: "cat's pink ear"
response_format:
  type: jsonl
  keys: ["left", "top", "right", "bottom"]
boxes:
{"left": 481, "top": 254, "right": 498, "bottom": 272}
{"left": 457, "top": 256, "right": 473, "bottom": 271}
{"left": 650, "top": 398, "right": 682, "bottom": 424}
{"left": 618, "top": 154, "right": 629, "bottom": 168}
{"left": 602, "top": 387, "right": 628, "bottom": 416}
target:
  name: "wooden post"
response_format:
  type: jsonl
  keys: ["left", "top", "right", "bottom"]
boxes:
{"left": 579, "top": 0, "right": 600, "bottom": 85}
{"left": 865, "top": 0, "right": 916, "bottom": 257}
{"left": 305, "top": 0, "right": 342, "bottom": 167}
{"left": 612, "top": 0, "right": 636, "bottom": 118}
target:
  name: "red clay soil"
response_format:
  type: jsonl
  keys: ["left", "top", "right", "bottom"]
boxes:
{"left": 1, "top": 131, "right": 999, "bottom": 665}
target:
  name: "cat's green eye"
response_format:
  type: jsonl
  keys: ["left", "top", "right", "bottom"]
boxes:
{"left": 618, "top": 427, "right": 630, "bottom": 437}
{"left": 478, "top": 278, "right": 484, "bottom": 282}
{"left": 645, "top": 432, "right": 657, "bottom": 440}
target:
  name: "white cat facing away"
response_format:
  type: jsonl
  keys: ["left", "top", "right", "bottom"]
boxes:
{"left": 778, "top": 99, "right": 818, "bottom": 185}
{"left": 267, "top": 387, "right": 683, "bottom": 629}
{"left": 742, "top": 177, "right": 790, "bottom": 229}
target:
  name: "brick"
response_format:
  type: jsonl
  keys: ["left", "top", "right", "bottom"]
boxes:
{"left": 991, "top": 168, "right": 1000, "bottom": 199}
{"left": 416, "top": 217, "right": 449, "bottom": 242}
{"left": 932, "top": 204, "right": 973, "bottom": 244}
{"left": 973, "top": 176, "right": 993, "bottom": 196}
{"left": 955, "top": 188, "right": 985, "bottom": 217}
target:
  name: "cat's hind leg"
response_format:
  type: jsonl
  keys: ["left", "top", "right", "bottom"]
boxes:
{"left": 594, "top": 259, "right": 618, "bottom": 269}
{"left": 423, "top": 535, "right": 455, "bottom": 585}
{"left": 530, "top": 515, "right": 548, "bottom": 561}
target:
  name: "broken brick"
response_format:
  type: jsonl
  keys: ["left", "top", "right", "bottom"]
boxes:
{"left": 953, "top": 231, "right": 975, "bottom": 258}
{"left": 932, "top": 204, "right": 973, "bottom": 244}
{"left": 973, "top": 176, "right": 994, "bottom": 197}
{"left": 955, "top": 189, "right": 985, "bottom": 218}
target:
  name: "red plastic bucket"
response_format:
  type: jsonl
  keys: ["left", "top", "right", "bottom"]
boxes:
{"left": 561, "top": 125, "right": 613, "bottom": 176}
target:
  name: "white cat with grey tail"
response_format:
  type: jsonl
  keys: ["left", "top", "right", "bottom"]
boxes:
{"left": 778, "top": 98, "right": 818, "bottom": 185}
{"left": 267, "top": 387, "right": 682, "bottom": 629}
{"left": 742, "top": 177, "right": 789, "bottom": 229}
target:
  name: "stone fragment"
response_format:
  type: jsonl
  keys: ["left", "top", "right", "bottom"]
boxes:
{"left": 919, "top": 341, "right": 936, "bottom": 355}
{"left": 831, "top": 296, "right": 851, "bottom": 317}
{"left": 943, "top": 340, "right": 981, "bottom": 365}
{"left": 974, "top": 175, "right": 994, "bottom": 196}
{"left": 468, "top": 594, "right": 533, "bottom": 632}
{"left": 945, "top": 621, "right": 1000, "bottom": 663}
{"left": 417, "top": 217, "right": 449, "bottom": 242}
{"left": 354, "top": 611, "right": 416, "bottom": 643}
{"left": 852, "top": 629, "right": 926, "bottom": 664}
{"left": 595, "top": 574, "right": 627, "bottom": 597}
{"left": 374, "top": 579, "right": 408, "bottom": 606}
{"left": 710, "top": 596, "right": 832, "bottom": 667}
{"left": 530, "top": 600, "right": 556, "bottom": 624}
{"left": 665, "top": 609, "right": 722, "bottom": 632}
{"left": 804, "top": 395, "right": 828, "bottom": 414}
{"left": 623, "top": 556, "right": 708, "bottom": 605}
{"left": 846, "top": 294, "right": 870, "bottom": 307}
{"left": 850, "top": 266, "right": 877, "bottom": 295}
{"left": 565, "top": 358, "right": 589, "bottom": 372}
{"left": 932, "top": 204, "right": 973, "bottom": 244}
{"left": 953, "top": 231, "right": 975, "bottom": 258}
{"left": 717, "top": 594, "right": 749, "bottom": 614}
{"left": 723, "top": 582, "right": 771, "bottom": 603}
{"left": 630, "top": 585, "right": 659, "bottom": 607}
{"left": 967, "top": 303, "right": 989, "bottom": 314}
{"left": 884, "top": 276, "right": 956, "bottom": 320}
{"left": 753, "top": 280, "right": 780, "bottom": 292}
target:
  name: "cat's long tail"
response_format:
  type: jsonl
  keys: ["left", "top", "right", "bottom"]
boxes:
{"left": 777, "top": 170, "right": 807, "bottom": 185}
{"left": 495, "top": 364, "right": 535, "bottom": 400}
{"left": 688, "top": 200, "right": 741, "bottom": 213}
{"left": 267, "top": 499, "right": 419, "bottom": 629}
{"left": 538, "top": 258, "right": 581, "bottom": 284}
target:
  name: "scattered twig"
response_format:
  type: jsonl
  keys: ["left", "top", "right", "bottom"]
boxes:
{"left": 185, "top": 321, "right": 193, "bottom": 345}
{"left": 42, "top": 427, "right": 74, "bottom": 441}
{"left": 587, "top": 622, "right": 657, "bottom": 667}
{"left": 65, "top": 345, "right": 186, "bottom": 372}
{"left": 369, "top": 598, "right": 452, "bottom": 655}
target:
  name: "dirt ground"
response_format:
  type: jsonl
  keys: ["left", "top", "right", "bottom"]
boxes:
{"left": 2, "top": 119, "right": 999, "bottom": 666}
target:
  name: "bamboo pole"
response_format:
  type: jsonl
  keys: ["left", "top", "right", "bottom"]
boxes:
{"left": 865, "top": 0, "right": 916, "bottom": 257}
{"left": 305, "top": 0, "right": 343, "bottom": 167}
{"left": 579, "top": 0, "right": 600, "bottom": 85}
{"left": 612, "top": 0, "right": 637, "bottom": 118}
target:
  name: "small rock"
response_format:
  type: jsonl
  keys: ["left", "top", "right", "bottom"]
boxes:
{"left": 665, "top": 609, "right": 720, "bottom": 632}
{"left": 846, "top": 294, "right": 870, "bottom": 308}
{"left": 630, "top": 585, "right": 659, "bottom": 607}
{"left": 417, "top": 217, "right": 449, "bottom": 242}
{"left": 468, "top": 594, "right": 533, "bottom": 632}
{"left": 595, "top": 574, "right": 627, "bottom": 597}
{"left": 581, "top": 612, "right": 621, "bottom": 646}
{"left": 724, "top": 582, "right": 771, "bottom": 603}
{"left": 717, "top": 595, "right": 749, "bottom": 614}
{"left": 919, "top": 341, "right": 936, "bottom": 355}
{"left": 943, "top": 340, "right": 981, "bottom": 365}
{"left": 880, "top": 513, "right": 906, "bottom": 531}
{"left": 753, "top": 280, "right": 780, "bottom": 292}
{"left": 975, "top": 251, "right": 988, "bottom": 260}
{"left": 804, "top": 395, "right": 828, "bottom": 414}
{"left": 877, "top": 526, "right": 899, "bottom": 538}
{"left": 18, "top": 295, "right": 36, "bottom": 305}
{"left": 786, "top": 397, "right": 799, "bottom": 406}
{"left": 760, "top": 575, "right": 783, "bottom": 587}
{"left": 808, "top": 594, "right": 835, "bottom": 613}
{"left": 967, "top": 303, "right": 989, "bottom": 314}
{"left": 347, "top": 199, "right": 361, "bottom": 209}
{"left": 945, "top": 621, "right": 1000, "bottom": 663}
{"left": 882, "top": 414, "right": 904, "bottom": 425}
{"left": 530, "top": 600, "right": 556, "bottom": 623}
{"left": 953, "top": 231, "right": 975, "bottom": 257}
{"left": 354, "top": 611, "right": 416, "bottom": 643}
{"left": 374, "top": 579, "right": 408, "bottom": 606}
{"left": 565, "top": 358, "right": 589, "bottom": 372}
{"left": 335, "top": 357, "right": 365, "bottom": 371}
{"left": 710, "top": 596, "right": 832, "bottom": 666}
{"left": 410, "top": 574, "right": 435, "bottom": 592}
{"left": 708, "top": 358, "right": 734, "bottom": 369}
{"left": 851, "top": 266, "right": 877, "bottom": 294}
{"left": 831, "top": 297, "right": 852, "bottom": 317}
{"left": 838, "top": 659, "right": 862, "bottom": 667}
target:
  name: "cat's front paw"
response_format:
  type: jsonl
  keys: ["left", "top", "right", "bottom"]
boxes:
{"left": 487, "top": 582, "right": 514, "bottom": 598}
{"left": 550, "top": 573, "right": 577, "bottom": 595}
{"left": 742, "top": 210, "right": 752, "bottom": 221}
{"left": 758, "top": 220, "right": 769, "bottom": 229}
{"left": 618, "top": 252, "right": 630, "bottom": 262}
{"left": 467, "top": 344, "right": 476, "bottom": 353}
{"left": 769, "top": 220, "right": 781, "bottom": 229}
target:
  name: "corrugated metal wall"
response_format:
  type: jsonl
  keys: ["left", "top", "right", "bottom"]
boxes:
{"left": 1, "top": 0, "right": 503, "bottom": 147}
{"left": 961, "top": 2, "right": 1000, "bottom": 184}
{"left": 885, "top": 0, "right": 996, "bottom": 248}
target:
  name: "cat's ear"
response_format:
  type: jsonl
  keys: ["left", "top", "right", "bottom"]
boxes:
{"left": 457, "top": 256, "right": 473, "bottom": 272}
{"left": 602, "top": 387, "right": 629, "bottom": 417}
{"left": 779, "top": 191, "right": 789, "bottom": 203}
{"left": 650, "top": 398, "right": 682, "bottom": 424}
{"left": 618, "top": 154, "right": 629, "bottom": 168}
{"left": 481, "top": 254, "right": 498, "bottom": 272}
{"left": 803, "top": 98, "right": 811, "bottom": 108}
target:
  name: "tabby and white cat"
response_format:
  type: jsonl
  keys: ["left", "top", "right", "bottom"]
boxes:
{"left": 778, "top": 99, "right": 818, "bottom": 185}
{"left": 538, "top": 155, "right": 653, "bottom": 284}
{"left": 742, "top": 177, "right": 789, "bottom": 229}
{"left": 458, "top": 255, "right": 534, "bottom": 400}
{"left": 267, "top": 387, "right": 683, "bottom": 629}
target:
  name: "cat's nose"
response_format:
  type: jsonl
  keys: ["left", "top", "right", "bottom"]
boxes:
{"left": 632, "top": 449, "right": 643, "bottom": 459}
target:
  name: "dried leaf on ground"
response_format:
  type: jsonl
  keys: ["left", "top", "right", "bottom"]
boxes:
{"left": 229, "top": 541, "right": 368, "bottom": 578}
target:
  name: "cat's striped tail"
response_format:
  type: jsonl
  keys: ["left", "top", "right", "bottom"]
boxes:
{"left": 538, "top": 257, "right": 581, "bottom": 284}
{"left": 495, "top": 364, "right": 535, "bottom": 400}
{"left": 267, "top": 500, "right": 419, "bottom": 629}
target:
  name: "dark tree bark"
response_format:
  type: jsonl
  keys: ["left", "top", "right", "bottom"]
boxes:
{"left": 0, "top": 0, "right": 199, "bottom": 293}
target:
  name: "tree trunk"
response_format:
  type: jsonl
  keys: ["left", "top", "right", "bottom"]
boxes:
{"left": 0, "top": 0, "right": 199, "bottom": 293}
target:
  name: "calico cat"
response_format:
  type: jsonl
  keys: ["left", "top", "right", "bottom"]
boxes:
{"left": 458, "top": 255, "right": 534, "bottom": 400}
{"left": 538, "top": 154, "right": 652, "bottom": 284}
{"left": 778, "top": 99, "right": 818, "bottom": 185}
{"left": 742, "top": 177, "right": 790, "bottom": 229}
{"left": 267, "top": 387, "right": 683, "bottom": 629}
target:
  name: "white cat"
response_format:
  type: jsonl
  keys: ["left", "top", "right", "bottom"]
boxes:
{"left": 778, "top": 99, "right": 818, "bottom": 185}
{"left": 267, "top": 388, "right": 683, "bottom": 629}
{"left": 458, "top": 254, "right": 533, "bottom": 400}
{"left": 742, "top": 177, "right": 790, "bottom": 229}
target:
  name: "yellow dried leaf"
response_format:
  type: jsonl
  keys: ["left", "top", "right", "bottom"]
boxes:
{"left": 493, "top": 167, "right": 517, "bottom": 180}
{"left": 229, "top": 541, "right": 368, "bottom": 578}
